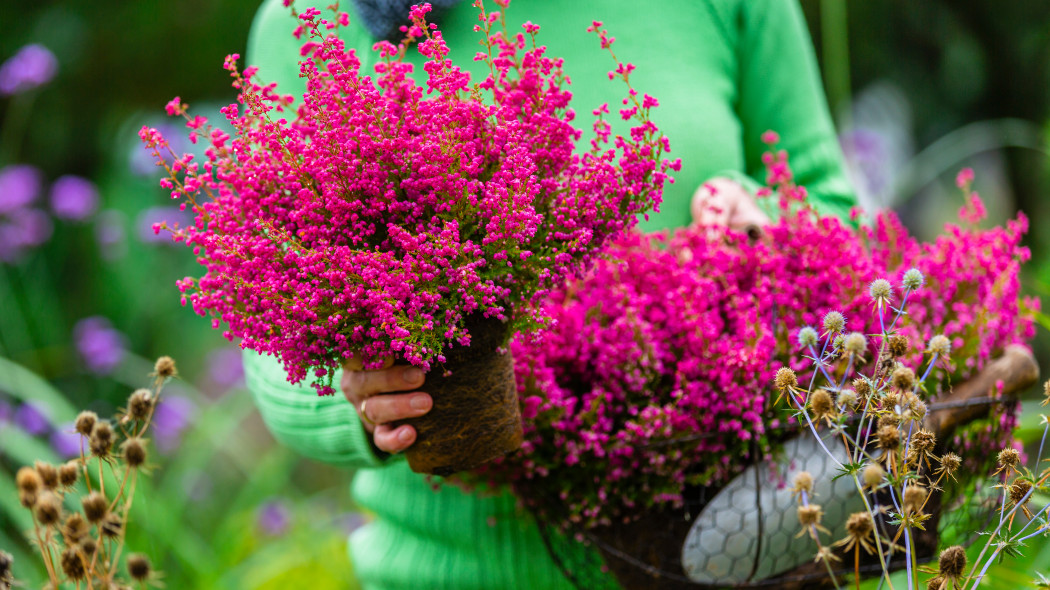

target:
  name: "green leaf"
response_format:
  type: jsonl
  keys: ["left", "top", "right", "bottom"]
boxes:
{"left": 0, "top": 356, "right": 78, "bottom": 424}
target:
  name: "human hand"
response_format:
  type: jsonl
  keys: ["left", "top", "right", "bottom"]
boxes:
{"left": 340, "top": 357, "right": 433, "bottom": 454}
{"left": 690, "top": 177, "right": 770, "bottom": 234}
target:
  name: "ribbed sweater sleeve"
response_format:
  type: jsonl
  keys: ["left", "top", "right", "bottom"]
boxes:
{"left": 732, "top": 0, "right": 856, "bottom": 220}
{"left": 243, "top": 350, "right": 387, "bottom": 469}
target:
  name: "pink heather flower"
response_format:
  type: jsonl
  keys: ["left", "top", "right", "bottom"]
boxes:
{"left": 143, "top": 2, "right": 674, "bottom": 394}
{"left": 0, "top": 44, "right": 58, "bottom": 96}
{"left": 50, "top": 175, "right": 100, "bottom": 221}
{"left": 955, "top": 167, "right": 975, "bottom": 189}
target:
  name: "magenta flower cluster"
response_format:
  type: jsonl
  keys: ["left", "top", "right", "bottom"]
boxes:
{"left": 494, "top": 141, "right": 1035, "bottom": 531}
{"left": 140, "top": 1, "right": 676, "bottom": 393}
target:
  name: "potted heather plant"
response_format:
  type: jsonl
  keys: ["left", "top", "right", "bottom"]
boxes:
{"left": 140, "top": 2, "right": 677, "bottom": 475}
{"left": 485, "top": 143, "right": 1038, "bottom": 588}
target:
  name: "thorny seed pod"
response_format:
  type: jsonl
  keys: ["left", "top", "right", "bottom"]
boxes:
{"left": 938, "top": 453, "right": 962, "bottom": 480}
{"left": 89, "top": 421, "right": 114, "bottom": 458}
{"left": 78, "top": 538, "right": 97, "bottom": 557}
{"left": 35, "top": 461, "right": 59, "bottom": 489}
{"left": 16, "top": 466, "right": 42, "bottom": 495}
{"left": 798, "top": 327, "right": 819, "bottom": 348}
{"left": 863, "top": 464, "right": 886, "bottom": 489}
{"left": 888, "top": 334, "right": 909, "bottom": 358}
{"left": 100, "top": 513, "right": 123, "bottom": 538}
{"left": 154, "top": 356, "right": 177, "bottom": 379}
{"left": 797, "top": 504, "right": 823, "bottom": 528}
{"left": 809, "top": 389, "right": 834, "bottom": 420}
{"left": 877, "top": 426, "right": 901, "bottom": 452}
{"left": 60, "top": 546, "right": 86, "bottom": 580}
{"left": 34, "top": 491, "right": 62, "bottom": 526}
{"left": 843, "top": 332, "right": 867, "bottom": 357}
{"left": 882, "top": 392, "right": 902, "bottom": 412}
{"left": 63, "top": 513, "right": 90, "bottom": 544}
{"left": 127, "top": 388, "right": 154, "bottom": 421}
{"left": 910, "top": 429, "right": 936, "bottom": 455}
{"left": 59, "top": 461, "right": 79, "bottom": 487}
{"left": 82, "top": 491, "right": 108, "bottom": 523}
{"left": 852, "top": 377, "right": 871, "bottom": 398}
{"left": 939, "top": 545, "right": 967, "bottom": 580}
{"left": 793, "top": 471, "right": 814, "bottom": 496}
{"left": 927, "top": 335, "right": 951, "bottom": 357}
{"left": 822, "top": 311, "right": 846, "bottom": 335}
{"left": 903, "top": 485, "right": 927, "bottom": 514}
{"left": 74, "top": 411, "right": 98, "bottom": 436}
{"left": 926, "top": 576, "right": 945, "bottom": 590}
{"left": 845, "top": 511, "right": 873, "bottom": 537}
{"left": 127, "top": 554, "right": 152, "bottom": 581}
{"left": 996, "top": 448, "right": 1021, "bottom": 476}
{"left": 869, "top": 278, "right": 893, "bottom": 302}
{"left": 1010, "top": 480, "right": 1033, "bottom": 516}
{"left": 909, "top": 399, "right": 928, "bottom": 422}
{"left": 836, "top": 388, "right": 858, "bottom": 410}
{"left": 774, "top": 367, "right": 797, "bottom": 391}
{"left": 121, "top": 437, "right": 148, "bottom": 468}
{"left": 891, "top": 366, "right": 916, "bottom": 391}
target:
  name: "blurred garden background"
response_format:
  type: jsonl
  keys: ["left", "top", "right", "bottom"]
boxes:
{"left": 1, "top": 0, "right": 1049, "bottom": 588}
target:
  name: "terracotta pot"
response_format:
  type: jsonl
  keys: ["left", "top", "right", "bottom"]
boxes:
{"left": 400, "top": 314, "right": 523, "bottom": 476}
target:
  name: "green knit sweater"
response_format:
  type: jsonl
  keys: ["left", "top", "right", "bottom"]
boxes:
{"left": 244, "top": 1, "right": 855, "bottom": 588}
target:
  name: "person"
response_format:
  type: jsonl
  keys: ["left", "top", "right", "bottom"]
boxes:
{"left": 243, "top": 0, "right": 856, "bottom": 588}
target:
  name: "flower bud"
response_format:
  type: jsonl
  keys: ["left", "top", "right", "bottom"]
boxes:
{"left": 74, "top": 411, "right": 98, "bottom": 436}
{"left": 798, "top": 327, "right": 818, "bottom": 348}
{"left": 822, "top": 311, "right": 845, "bottom": 335}
{"left": 82, "top": 491, "right": 108, "bottom": 523}
{"left": 843, "top": 332, "right": 867, "bottom": 357}
{"left": 59, "top": 461, "right": 80, "bottom": 487}
{"left": 862, "top": 464, "right": 885, "bottom": 489}
{"left": 927, "top": 335, "right": 951, "bottom": 357}
{"left": 901, "top": 268, "right": 925, "bottom": 291}
{"left": 127, "top": 388, "right": 154, "bottom": 421}
{"left": 774, "top": 367, "right": 797, "bottom": 391}
{"left": 154, "top": 356, "right": 177, "bottom": 378}
{"left": 938, "top": 545, "right": 966, "bottom": 579}
{"left": 127, "top": 553, "right": 152, "bottom": 581}
{"left": 793, "top": 471, "right": 814, "bottom": 496}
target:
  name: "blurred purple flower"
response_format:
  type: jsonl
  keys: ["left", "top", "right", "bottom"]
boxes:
{"left": 0, "top": 44, "right": 58, "bottom": 96}
{"left": 0, "top": 398, "right": 12, "bottom": 425}
{"left": 73, "top": 316, "right": 126, "bottom": 374}
{"left": 257, "top": 499, "right": 291, "bottom": 536}
{"left": 130, "top": 122, "right": 190, "bottom": 176}
{"left": 137, "top": 206, "right": 193, "bottom": 244}
{"left": 0, "top": 164, "right": 42, "bottom": 214}
{"left": 337, "top": 511, "right": 367, "bottom": 534}
{"left": 14, "top": 402, "right": 49, "bottom": 435}
{"left": 50, "top": 175, "right": 99, "bottom": 221}
{"left": 153, "top": 395, "right": 195, "bottom": 453}
{"left": 0, "top": 208, "right": 53, "bottom": 262}
{"left": 94, "top": 210, "right": 127, "bottom": 260}
{"left": 208, "top": 348, "right": 245, "bottom": 391}
{"left": 50, "top": 422, "right": 82, "bottom": 458}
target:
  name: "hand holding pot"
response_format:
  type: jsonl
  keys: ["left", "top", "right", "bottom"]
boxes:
{"left": 690, "top": 177, "right": 769, "bottom": 232}
{"left": 341, "top": 358, "right": 433, "bottom": 454}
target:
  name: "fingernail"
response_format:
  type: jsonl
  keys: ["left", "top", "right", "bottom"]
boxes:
{"left": 403, "top": 367, "right": 423, "bottom": 384}
{"left": 398, "top": 428, "right": 413, "bottom": 443}
{"left": 410, "top": 394, "right": 431, "bottom": 412}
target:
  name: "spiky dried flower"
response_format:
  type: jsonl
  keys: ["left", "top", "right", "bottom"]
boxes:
{"left": 938, "top": 545, "right": 967, "bottom": 580}
{"left": 34, "top": 461, "right": 58, "bottom": 489}
{"left": 903, "top": 485, "right": 927, "bottom": 514}
{"left": 60, "top": 547, "right": 86, "bottom": 580}
{"left": 89, "top": 421, "right": 114, "bottom": 458}
{"left": 937, "top": 453, "right": 962, "bottom": 481}
{"left": 902, "top": 268, "right": 925, "bottom": 291}
{"left": 59, "top": 461, "right": 79, "bottom": 487}
{"left": 798, "top": 326, "right": 819, "bottom": 348}
{"left": 121, "top": 437, "right": 148, "bottom": 468}
{"left": 852, "top": 377, "right": 872, "bottom": 399}
{"left": 888, "top": 334, "right": 909, "bottom": 357}
{"left": 926, "top": 576, "right": 946, "bottom": 590}
{"left": 891, "top": 366, "right": 916, "bottom": 391}
{"left": 34, "top": 491, "right": 62, "bottom": 526}
{"left": 869, "top": 278, "right": 893, "bottom": 302}
{"left": 1010, "top": 480, "right": 1034, "bottom": 518}
{"left": 16, "top": 466, "right": 42, "bottom": 495}
{"left": 822, "top": 311, "right": 845, "bottom": 335}
{"left": 927, "top": 335, "right": 951, "bottom": 357}
{"left": 809, "top": 389, "right": 834, "bottom": 420}
{"left": 74, "top": 410, "right": 98, "bottom": 436}
{"left": 127, "top": 554, "right": 151, "bottom": 581}
{"left": 908, "top": 429, "right": 936, "bottom": 464}
{"left": 836, "top": 388, "right": 858, "bottom": 410}
{"left": 843, "top": 332, "right": 867, "bottom": 358}
{"left": 100, "top": 513, "right": 123, "bottom": 538}
{"left": 81, "top": 491, "right": 108, "bottom": 523}
{"left": 877, "top": 426, "right": 900, "bottom": 452}
{"left": 863, "top": 464, "right": 886, "bottom": 489}
{"left": 774, "top": 367, "right": 797, "bottom": 391}
{"left": 154, "top": 355, "right": 177, "bottom": 379}
{"left": 127, "top": 388, "right": 154, "bottom": 421}
{"left": 995, "top": 448, "right": 1021, "bottom": 476}
{"left": 62, "top": 513, "right": 90, "bottom": 544}
{"left": 835, "top": 512, "right": 877, "bottom": 555}
{"left": 797, "top": 504, "right": 823, "bottom": 528}
{"left": 793, "top": 471, "right": 814, "bottom": 497}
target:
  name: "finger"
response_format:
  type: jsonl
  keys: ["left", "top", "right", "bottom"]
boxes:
{"left": 728, "top": 196, "right": 770, "bottom": 233}
{"left": 343, "top": 364, "right": 426, "bottom": 400}
{"left": 374, "top": 423, "right": 417, "bottom": 454}
{"left": 340, "top": 355, "right": 395, "bottom": 372}
{"left": 360, "top": 392, "right": 432, "bottom": 426}
{"left": 691, "top": 183, "right": 731, "bottom": 227}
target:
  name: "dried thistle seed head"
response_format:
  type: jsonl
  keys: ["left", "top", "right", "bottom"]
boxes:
{"left": 63, "top": 513, "right": 90, "bottom": 544}
{"left": 78, "top": 538, "right": 97, "bottom": 557}
{"left": 798, "top": 327, "right": 819, "bottom": 348}
{"left": 809, "top": 390, "right": 834, "bottom": 419}
{"left": 877, "top": 425, "right": 901, "bottom": 451}
{"left": 997, "top": 448, "right": 1021, "bottom": 470}
{"left": 81, "top": 491, "right": 108, "bottom": 523}
{"left": 901, "top": 268, "right": 925, "bottom": 291}
{"left": 774, "top": 367, "right": 797, "bottom": 391}
{"left": 121, "top": 438, "right": 148, "bottom": 468}
{"left": 16, "top": 466, "right": 42, "bottom": 495}
{"left": 882, "top": 392, "right": 902, "bottom": 412}
{"left": 888, "top": 334, "right": 909, "bottom": 357}
{"left": 154, "top": 355, "right": 177, "bottom": 378}
{"left": 926, "top": 576, "right": 945, "bottom": 590}
{"left": 793, "top": 471, "right": 814, "bottom": 496}
{"left": 89, "top": 421, "right": 114, "bottom": 457}
{"left": 1044, "top": 379, "right": 1050, "bottom": 403}
{"left": 840, "top": 332, "right": 865, "bottom": 358}
{"left": 797, "top": 504, "right": 823, "bottom": 527}
{"left": 852, "top": 377, "right": 872, "bottom": 398}
{"left": 18, "top": 489, "right": 37, "bottom": 509}
{"left": 35, "top": 461, "right": 59, "bottom": 489}
{"left": 74, "top": 411, "right": 98, "bottom": 436}
{"left": 891, "top": 366, "right": 916, "bottom": 391}
{"left": 100, "top": 513, "right": 123, "bottom": 538}
{"left": 869, "top": 278, "right": 893, "bottom": 302}
{"left": 127, "top": 554, "right": 152, "bottom": 581}
{"left": 877, "top": 412, "right": 900, "bottom": 429}
{"left": 127, "top": 388, "right": 154, "bottom": 421}
{"left": 938, "top": 545, "right": 967, "bottom": 579}
{"left": 60, "top": 547, "right": 86, "bottom": 580}
{"left": 34, "top": 491, "right": 62, "bottom": 526}
{"left": 845, "top": 511, "right": 873, "bottom": 537}
{"left": 927, "top": 335, "right": 951, "bottom": 357}
{"left": 910, "top": 429, "right": 936, "bottom": 454}
{"left": 59, "top": 461, "right": 79, "bottom": 487}
{"left": 1009, "top": 480, "right": 1033, "bottom": 505}
{"left": 836, "top": 388, "right": 858, "bottom": 410}
{"left": 909, "top": 399, "right": 928, "bottom": 421}
{"left": 822, "top": 311, "right": 846, "bottom": 335}
{"left": 863, "top": 464, "right": 886, "bottom": 488}
{"left": 903, "top": 485, "right": 927, "bottom": 513}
